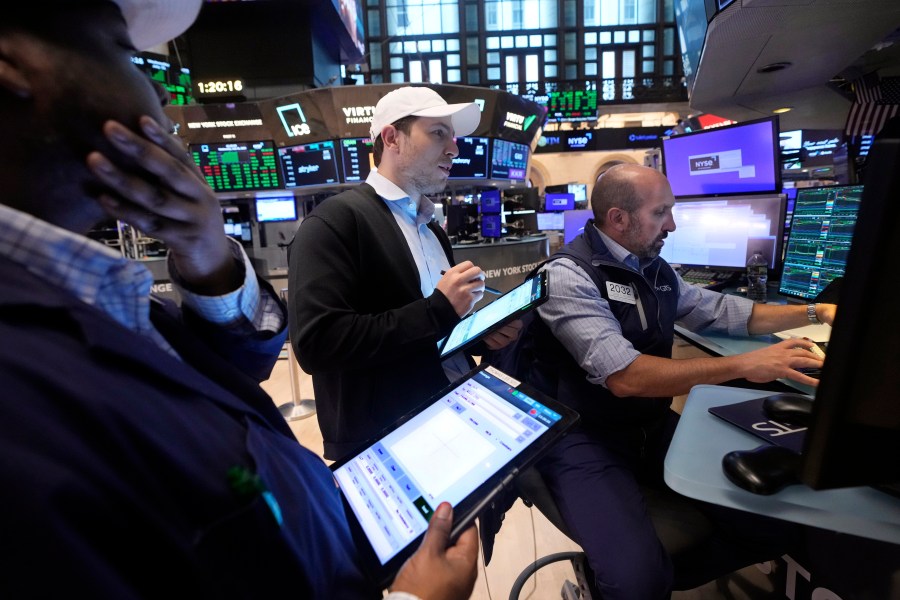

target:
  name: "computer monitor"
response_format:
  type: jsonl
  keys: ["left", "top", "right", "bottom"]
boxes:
{"left": 480, "top": 214, "right": 503, "bottom": 239}
{"left": 255, "top": 194, "right": 297, "bottom": 223}
{"left": 567, "top": 183, "right": 588, "bottom": 204}
{"left": 479, "top": 189, "right": 502, "bottom": 214}
{"left": 339, "top": 137, "right": 374, "bottom": 183}
{"left": 446, "top": 203, "right": 478, "bottom": 240}
{"left": 190, "top": 140, "right": 282, "bottom": 193}
{"left": 450, "top": 137, "right": 490, "bottom": 179}
{"left": 490, "top": 139, "right": 528, "bottom": 180}
{"left": 278, "top": 141, "right": 340, "bottom": 189}
{"left": 545, "top": 192, "right": 575, "bottom": 212}
{"left": 660, "top": 116, "right": 781, "bottom": 198}
{"left": 221, "top": 203, "right": 252, "bottom": 246}
{"left": 797, "top": 116, "right": 900, "bottom": 491}
{"left": 777, "top": 184, "right": 863, "bottom": 301}
{"left": 659, "top": 195, "right": 785, "bottom": 271}
{"left": 536, "top": 212, "right": 565, "bottom": 231}
{"left": 563, "top": 209, "right": 593, "bottom": 243}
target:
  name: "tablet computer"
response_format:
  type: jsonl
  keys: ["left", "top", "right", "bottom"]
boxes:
{"left": 330, "top": 363, "right": 579, "bottom": 588}
{"left": 438, "top": 270, "right": 548, "bottom": 358}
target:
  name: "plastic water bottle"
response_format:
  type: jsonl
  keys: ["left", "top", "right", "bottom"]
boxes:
{"left": 746, "top": 251, "right": 768, "bottom": 303}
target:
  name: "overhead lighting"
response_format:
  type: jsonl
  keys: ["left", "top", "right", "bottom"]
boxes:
{"left": 772, "top": 107, "right": 793, "bottom": 114}
{"left": 757, "top": 62, "right": 792, "bottom": 73}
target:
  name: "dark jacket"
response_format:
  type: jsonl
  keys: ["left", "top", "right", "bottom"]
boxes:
{"left": 288, "top": 184, "right": 462, "bottom": 460}
{"left": 529, "top": 221, "right": 681, "bottom": 430}
{"left": 0, "top": 256, "right": 378, "bottom": 598}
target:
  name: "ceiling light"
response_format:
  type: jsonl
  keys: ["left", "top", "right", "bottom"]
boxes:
{"left": 757, "top": 62, "right": 792, "bottom": 73}
{"left": 772, "top": 107, "right": 793, "bottom": 114}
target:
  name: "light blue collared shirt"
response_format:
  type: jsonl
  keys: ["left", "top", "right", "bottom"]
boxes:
{"left": 0, "top": 204, "right": 283, "bottom": 359}
{"left": 537, "top": 225, "right": 753, "bottom": 387}
{"left": 365, "top": 171, "right": 471, "bottom": 381}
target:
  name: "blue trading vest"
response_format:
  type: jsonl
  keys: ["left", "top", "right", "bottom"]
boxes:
{"left": 528, "top": 220, "right": 681, "bottom": 430}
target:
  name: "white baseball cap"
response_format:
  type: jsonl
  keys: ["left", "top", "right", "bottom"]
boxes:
{"left": 110, "top": 0, "right": 203, "bottom": 51}
{"left": 369, "top": 86, "right": 481, "bottom": 141}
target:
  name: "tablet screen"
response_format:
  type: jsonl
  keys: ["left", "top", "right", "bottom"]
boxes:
{"left": 439, "top": 271, "right": 547, "bottom": 358}
{"left": 330, "top": 364, "right": 577, "bottom": 584}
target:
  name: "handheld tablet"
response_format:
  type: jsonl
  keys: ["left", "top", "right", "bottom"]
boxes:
{"left": 330, "top": 363, "right": 578, "bottom": 589}
{"left": 438, "top": 271, "right": 548, "bottom": 358}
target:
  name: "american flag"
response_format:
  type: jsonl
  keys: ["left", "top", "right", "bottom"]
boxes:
{"left": 845, "top": 73, "right": 900, "bottom": 137}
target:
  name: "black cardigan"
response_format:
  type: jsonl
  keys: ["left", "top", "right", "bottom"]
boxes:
{"left": 288, "top": 184, "right": 462, "bottom": 460}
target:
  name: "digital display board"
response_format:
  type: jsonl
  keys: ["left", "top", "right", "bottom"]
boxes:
{"left": 132, "top": 51, "right": 192, "bottom": 106}
{"left": 778, "top": 185, "right": 863, "bottom": 300}
{"left": 490, "top": 139, "right": 528, "bottom": 180}
{"left": 450, "top": 137, "right": 490, "bottom": 179}
{"left": 479, "top": 189, "right": 502, "bottom": 214}
{"left": 545, "top": 90, "right": 598, "bottom": 122}
{"left": 545, "top": 193, "right": 575, "bottom": 211}
{"left": 339, "top": 137, "right": 374, "bottom": 182}
{"left": 481, "top": 214, "right": 503, "bottom": 238}
{"left": 278, "top": 141, "right": 340, "bottom": 189}
{"left": 661, "top": 117, "right": 780, "bottom": 198}
{"left": 190, "top": 141, "right": 281, "bottom": 193}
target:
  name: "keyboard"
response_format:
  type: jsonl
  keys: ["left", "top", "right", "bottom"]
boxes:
{"left": 679, "top": 268, "right": 742, "bottom": 291}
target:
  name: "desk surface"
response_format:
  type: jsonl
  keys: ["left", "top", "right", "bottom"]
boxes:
{"left": 674, "top": 325, "right": 816, "bottom": 395}
{"left": 664, "top": 385, "right": 900, "bottom": 545}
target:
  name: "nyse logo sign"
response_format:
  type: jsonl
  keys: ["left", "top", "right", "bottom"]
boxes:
{"left": 504, "top": 111, "right": 537, "bottom": 131}
{"left": 690, "top": 155, "right": 719, "bottom": 172}
{"left": 276, "top": 103, "right": 311, "bottom": 138}
{"left": 568, "top": 132, "right": 592, "bottom": 149}
{"left": 342, "top": 105, "right": 376, "bottom": 125}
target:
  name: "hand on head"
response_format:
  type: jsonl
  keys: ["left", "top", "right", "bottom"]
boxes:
{"left": 86, "top": 117, "right": 241, "bottom": 295}
{"left": 390, "top": 502, "right": 479, "bottom": 600}
{"left": 437, "top": 261, "right": 486, "bottom": 317}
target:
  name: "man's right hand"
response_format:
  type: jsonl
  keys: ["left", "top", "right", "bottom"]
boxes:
{"left": 739, "top": 338, "right": 824, "bottom": 387}
{"left": 390, "top": 502, "right": 479, "bottom": 600}
{"left": 436, "top": 261, "right": 486, "bottom": 317}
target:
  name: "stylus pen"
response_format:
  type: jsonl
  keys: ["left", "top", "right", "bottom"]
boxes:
{"left": 440, "top": 270, "right": 502, "bottom": 295}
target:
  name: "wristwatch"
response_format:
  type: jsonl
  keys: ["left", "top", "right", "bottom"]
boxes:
{"left": 807, "top": 303, "right": 820, "bottom": 324}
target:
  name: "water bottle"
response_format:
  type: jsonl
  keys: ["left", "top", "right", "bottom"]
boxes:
{"left": 746, "top": 251, "right": 768, "bottom": 303}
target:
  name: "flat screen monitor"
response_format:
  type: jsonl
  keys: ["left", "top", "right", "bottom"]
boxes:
{"left": 563, "top": 209, "right": 593, "bottom": 243}
{"left": 446, "top": 203, "right": 478, "bottom": 239}
{"left": 190, "top": 140, "right": 281, "bottom": 193}
{"left": 545, "top": 192, "right": 575, "bottom": 212}
{"left": 660, "top": 117, "right": 781, "bottom": 198}
{"left": 536, "top": 212, "right": 565, "bottom": 231}
{"left": 568, "top": 183, "right": 588, "bottom": 204}
{"left": 659, "top": 195, "right": 785, "bottom": 271}
{"left": 798, "top": 116, "right": 900, "bottom": 491}
{"left": 278, "top": 141, "right": 340, "bottom": 189}
{"left": 777, "top": 184, "right": 863, "bottom": 301}
{"left": 339, "top": 137, "right": 374, "bottom": 183}
{"left": 479, "top": 189, "right": 502, "bottom": 214}
{"left": 221, "top": 203, "right": 252, "bottom": 246}
{"left": 450, "top": 137, "right": 490, "bottom": 179}
{"left": 490, "top": 139, "right": 528, "bottom": 180}
{"left": 480, "top": 214, "right": 503, "bottom": 238}
{"left": 255, "top": 194, "right": 297, "bottom": 223}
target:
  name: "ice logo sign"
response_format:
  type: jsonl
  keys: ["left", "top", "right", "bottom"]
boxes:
{"left": 276, "top": 103, "right": 311, "bottom": 138}
{"left": 688, "top": 149, "right": 755, "bottom": 178}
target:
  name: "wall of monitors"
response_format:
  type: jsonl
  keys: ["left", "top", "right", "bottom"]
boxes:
{"left": 190, "top": 140, "right": 281, "bottom": 193}
{"left": 278, "top": 141, "right": 340, "bottom": 189}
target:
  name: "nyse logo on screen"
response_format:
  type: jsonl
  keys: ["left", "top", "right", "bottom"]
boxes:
{"left": 690, "top": 155, "right": 720, "bottom": 172}
{"left": 568, "top": 132, "right": 592, "bottom": 149}
{"left": 276, "top": 103, "right": 311, "bottom": 138}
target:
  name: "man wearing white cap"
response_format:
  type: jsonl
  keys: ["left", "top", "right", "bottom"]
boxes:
{"left": 0, "top": 3, "right": 477, "bottom": 599}
{"left": 290, "top": 86, "right": 521, "bottom": 461}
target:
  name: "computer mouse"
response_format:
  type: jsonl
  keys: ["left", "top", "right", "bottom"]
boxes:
{"left": 722, "top": 445, "right": 801, "bottom": 495}
{"left": 762, "top": 393, "right": 814, "bottom": 426}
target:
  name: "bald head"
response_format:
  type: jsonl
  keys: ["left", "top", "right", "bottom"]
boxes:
{"left": 590, "top": 164, "right": 677, "bottom": 258}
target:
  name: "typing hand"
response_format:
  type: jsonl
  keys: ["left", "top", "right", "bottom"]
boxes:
{"left": 741, "top": 338, "right": 824, "bottom": 387}
{"left": 437, "top": 261, "right": 486, "bottom": 317}
{"left": 87, "top": 117, "right": 241, "bottom": 295}
{"left": 390, "top": 502, "right": 479, "bottom": 600}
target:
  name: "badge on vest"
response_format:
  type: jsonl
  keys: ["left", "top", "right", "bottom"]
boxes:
{"left": 606, "top": 281, "right": 637, "bottom": 305}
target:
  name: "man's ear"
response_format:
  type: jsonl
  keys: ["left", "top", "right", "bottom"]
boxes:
{"left": 381, "top": 124, "right": 401, "bottom": 152}
{"left": 607, "top": 207, "right": 629, "bottom": 232}
{"left": 0, "top": 50, "right": 32, "bottom": 99}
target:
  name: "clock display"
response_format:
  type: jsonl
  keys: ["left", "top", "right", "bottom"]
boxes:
{"left": 196, "top": 79, "right": 244, "bottom": 95}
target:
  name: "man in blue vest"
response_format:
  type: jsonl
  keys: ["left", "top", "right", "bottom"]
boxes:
{"left": 528, "top": 164, "right": 836, "bottom": 598}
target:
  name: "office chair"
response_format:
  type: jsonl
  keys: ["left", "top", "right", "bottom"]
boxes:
{"left": 508, "top": 466, "right": 715, "bottom": 600}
